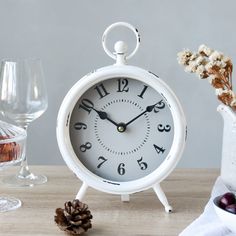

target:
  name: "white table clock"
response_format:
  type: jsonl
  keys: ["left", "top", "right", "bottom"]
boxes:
{"left": 56, "top": 22, "right": 187, "bottom": 213}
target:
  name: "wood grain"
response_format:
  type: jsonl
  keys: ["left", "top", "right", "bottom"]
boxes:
{"left": 0, "top": 166, "right": 219, "bottom": 236}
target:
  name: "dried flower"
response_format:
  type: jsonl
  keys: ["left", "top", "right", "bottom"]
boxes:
{"left": 198, "top": 44, "right": 213, "bottom": 57}
{"left": 177, "top": 45, "right": 235, "bottom": 110}
{"left": 185, "top": 61, "right": 198, "bottom": 73}
{"left": 217, "top": 90, "right": 234, "bottom": 106}
{"left": 223, "top": 56, "right": 231, "bottom": 63}
{"left": 196, "top": 65, "right": 207, "bottom": 79}
{"left": 177, "top": 50, "right": 193, "bottom": 65}
{"left": 209, "top": 51, "right": 223, "bottom": 61}
{"left": 230, "top": 97, "right": 236, "bottom": 107}
{"left": 195, "top": 56, "right": 206, "bottom": 66}
{"left": 211, "top": 77, "right": 225, "bottom": 89}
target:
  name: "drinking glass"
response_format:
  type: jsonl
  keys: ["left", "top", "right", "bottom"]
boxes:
{"left": 0, "top": 59, "right": 48, "bottom": 186}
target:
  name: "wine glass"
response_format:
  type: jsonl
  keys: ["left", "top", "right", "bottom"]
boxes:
{"left": 0, "top": 59, "right": 48, "bottom": 187}
{"left": 0, "top": 120, "right": 26, "bottom": 211}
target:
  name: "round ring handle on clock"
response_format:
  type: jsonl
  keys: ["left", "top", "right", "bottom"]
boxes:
{"left": 102, "top": 22, "right": 140, "bottom": 60}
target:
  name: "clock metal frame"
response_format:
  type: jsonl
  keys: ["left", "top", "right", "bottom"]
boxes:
{"left": 57, "top": 65, "right": 186, "bottom": 193}
{"left": 56, "top": 22, "right": 187, "bottom": 213}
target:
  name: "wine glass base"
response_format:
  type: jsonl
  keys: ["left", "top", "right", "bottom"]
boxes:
{"left": 0, "top": 196, "right": 21, "bottom": 212}
{"left": 2, "top": 173, "right": 47, "bottom": 187}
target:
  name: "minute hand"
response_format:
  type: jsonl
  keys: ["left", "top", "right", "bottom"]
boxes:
{"left": 125, "top": 103, "right": 157, "bottom": 127}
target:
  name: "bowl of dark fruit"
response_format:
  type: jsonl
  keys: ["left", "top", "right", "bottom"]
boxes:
{"left": 213, "top": 192, "right": 236, "bottom": 233}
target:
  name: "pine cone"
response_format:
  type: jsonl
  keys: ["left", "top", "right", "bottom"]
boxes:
{"left": 55, "top": 199, "right": 92, "bottom": 235}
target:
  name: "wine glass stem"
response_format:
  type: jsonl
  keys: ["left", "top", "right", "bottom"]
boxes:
{"left": 17, "top": 125, "right": 32, "bottom": 178}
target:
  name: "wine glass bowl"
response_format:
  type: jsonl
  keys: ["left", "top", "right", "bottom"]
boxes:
{"left": 0, "top": 120, "right": 26, "bottom": 212}
{"left": 0, "top": 60, "right": 48, "bottom": 126}
{"left": 0, "top": 59, "right": 48, "bottom": 186}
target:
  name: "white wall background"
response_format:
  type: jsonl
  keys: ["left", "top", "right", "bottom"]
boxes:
{"left": 0, "top": 0, "right": 234, "bottom": 167}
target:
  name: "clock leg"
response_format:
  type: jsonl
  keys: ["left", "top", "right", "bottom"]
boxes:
{"left": 76, "top": 182, "right": 88, "bottom": 201}
{"left": 121, "top": 194, "right": 130, "bottom": 202}
{"left": 153, "top": 183, "right": 173, "bottom": 213}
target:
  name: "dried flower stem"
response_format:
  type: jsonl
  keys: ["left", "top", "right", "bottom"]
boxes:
{"left": 177, "top": 45, "right": 236, "bottom": 111}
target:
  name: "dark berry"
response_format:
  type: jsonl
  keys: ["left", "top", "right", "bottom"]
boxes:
{"left": 225, "top": 204, "right": 236, "bottom": 214}
{"left": 218, "top": 192, "right": 236, "bottom": 209}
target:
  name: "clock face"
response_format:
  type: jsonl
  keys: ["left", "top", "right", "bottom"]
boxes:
{"left": 69, "top": 77, "right": 174, "bottom": 182}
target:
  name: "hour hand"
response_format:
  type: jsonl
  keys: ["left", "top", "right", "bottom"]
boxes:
{"left": 92, "top": 108, "right": 118, "bottom": 127}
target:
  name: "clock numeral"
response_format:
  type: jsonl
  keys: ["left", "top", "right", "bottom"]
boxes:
{"left": 153, "top": 144, "right": 165, "bottom": 155}
{"left": 157, "top": 124, "right": 171, "bottom": 132}
{"left": 137, "top": 85, "right": 148, "bottom": 99}
{"left": 79, "top": 99, "right": 94, "bottom": 114}
{"left": 137, "top": 157, "right": 148, "bottom": 170}
{"left": 117, "top": 78, "right": 129, "bottom": 92}
{"left": 117, "top": 163, "right": 125, "bottom": 175}
{"left": 154, "top": 100, "right": 165, "bottom": 113}
{"left": 80, "top": 142, "right": 92, "bottom": 152}
{"left": 97, "top": 156, "right": 108, "bottom": 168}
{"left": 94, "top": 83, "right": 110, "bottom": 99}
{"left": 74, "top": 122, "right": 87, "bottom": 130}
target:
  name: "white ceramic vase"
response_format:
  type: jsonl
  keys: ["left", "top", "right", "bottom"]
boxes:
{"left": 218, "top": 104, "right": 236, "bottom": 192}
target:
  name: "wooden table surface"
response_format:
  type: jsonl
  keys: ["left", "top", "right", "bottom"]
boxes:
{"left": 0, "top": 166, "right": 219, "bottom": 236}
